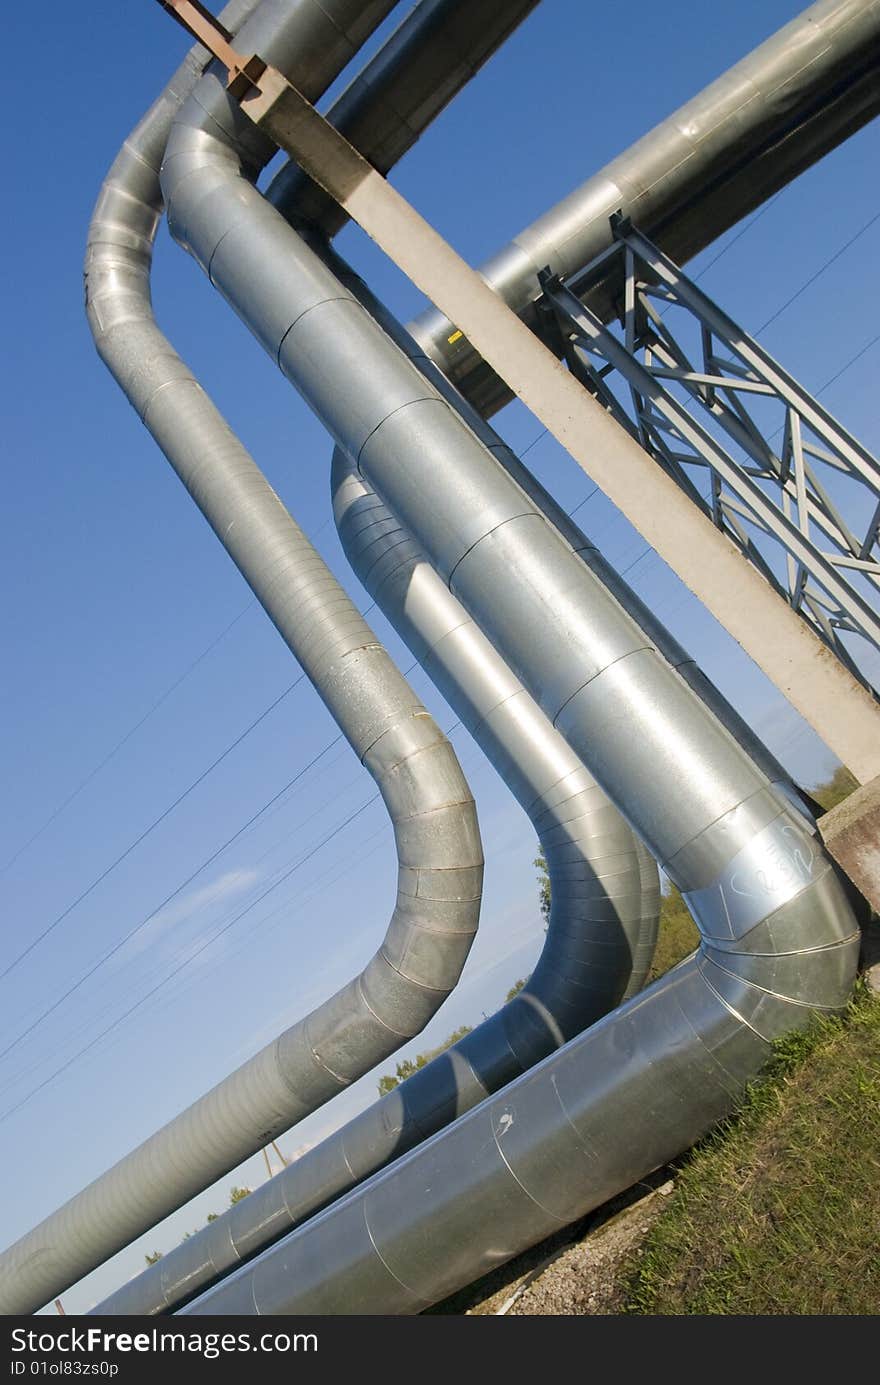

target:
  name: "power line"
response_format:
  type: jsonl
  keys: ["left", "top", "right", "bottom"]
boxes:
{"left": 0, "top": 793, "right": 384, "bottom": 1127}
{"left": 1, "top": 603, "right": 255, "bottom": 878}
{"left": 755, "top": 208, "right": 880, "bottom": 335}
{"left": 0, "top": 716, "right": 467, "bottom": 1118}
{"left": 0, "top": 676, "right": 306, "bottom": 984}
{"left": 815, "top": 332, "right": 880, "bottom": 397}
{"left": 520, "top": 427, "right": 548, "bottom": 459}
{"left": 692, "top": 193, "right": 784, "bottom": 282}
{"left": 0, "top": 734, "right": 345, "bottom": 1063}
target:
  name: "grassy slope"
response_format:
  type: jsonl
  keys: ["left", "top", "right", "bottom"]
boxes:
{"left": 435, "top": 767, "right": 873, "bottom": 1314}
{"left": 624, "top": 984, "right": 880, "bottom": 1315}
{"left": 622, "top": 765, "right": 877, "bottom": 1314}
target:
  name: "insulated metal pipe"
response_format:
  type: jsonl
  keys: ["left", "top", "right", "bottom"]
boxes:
{"left": 94, "top": 458, "right": 660, "bottom": 1316}
{"left": 261, "top": 0, "right": 837, "bottom": 813}
{"left": 89, "top": 0, "right": 671, "bottom": 1315}
{"left": 183, "top": 821, "right": 859, "bottom": 1315}
{"left": 331, "top": 447, "right": 660, "bottom": 1009}
{"left": 266, "top": 0, "right": 541, "bottom": 237}
{"left": 158, "top": 27, "right": 854, "bottom": 931}
{"left": 316, "top": 247, "right": 812, "bottom": 817}
{"left": 0, "top": 0, "right": 486, "bottom": 1319}
{"left": 159, "top": 29, "right": 859, "bottom": 1312}
{"left": 410, "top": 0, "right": 880, "bottom": 415}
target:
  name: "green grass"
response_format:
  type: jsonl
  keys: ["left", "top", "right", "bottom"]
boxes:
{"left": 624, "top": 983, "right": 880, "bottom": 1315}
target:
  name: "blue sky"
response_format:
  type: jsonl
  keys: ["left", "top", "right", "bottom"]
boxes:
{"left": 1, "top": 0, "right": 878, "bottom": 1313}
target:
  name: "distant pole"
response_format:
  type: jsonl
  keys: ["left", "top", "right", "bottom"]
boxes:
{"left": 270, "top": 1139, "right": 289, "bottom": 1167}
{"left": 261, "top": 1147, "right": 274, "bottom": 1181}
{"left": 54, "top": 1299, "right": 65, "bottom": 1315}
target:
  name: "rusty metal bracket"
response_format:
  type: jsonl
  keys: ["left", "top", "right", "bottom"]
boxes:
{"left": 156, "top": 0, "right": 266, "bottom": 96}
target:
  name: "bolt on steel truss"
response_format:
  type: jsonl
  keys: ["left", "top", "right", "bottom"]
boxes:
{"left": 539, "top": 219, "right": 880, "bottom": 695}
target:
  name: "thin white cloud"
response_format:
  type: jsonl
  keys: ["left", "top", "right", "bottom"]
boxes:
{"left": 112, "top": 867, "right": 261, "bottom": 968}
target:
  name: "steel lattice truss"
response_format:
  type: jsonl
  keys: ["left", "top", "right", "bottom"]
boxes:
{"left": 539, "top": 221, "right": 880, "bottom": 695}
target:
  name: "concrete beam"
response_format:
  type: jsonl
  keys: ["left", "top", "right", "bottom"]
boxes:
{"left": 819, "top": 776, "right": 880, "bottom": 917}
{"left": 240, "top": 67, "right": 880, "bottom": 785}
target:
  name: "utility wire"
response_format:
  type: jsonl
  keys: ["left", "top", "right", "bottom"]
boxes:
{"left": 0, "top": 603, "right": 255, "bottom": 877}
{"left": 0, "top": 716, "right": 466, "bottom": 1125}
{"left": 3, "top": 515, "right": 339, "bottom": 880}
{"left": 0, "top": 733, "right": 345, "bottom": 1063}
{"left": 814, "top": 332, "right": 880, "bottom": 397}
{"left": 755, "top": 208, "right": 880, "bottom": 335}
{"left": 0, "top": 794, "right": 381, "bottom": 1126}
{"left": 0, "top": 677, "right": 305, "bottom": 985}
{"left": 692, "top": 193, "right": 784, "bottom": 282}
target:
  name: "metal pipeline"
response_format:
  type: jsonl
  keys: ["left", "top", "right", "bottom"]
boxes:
{"left": 259, "top": 0, "right": 840, "bottom": 808}
{"left": 409, "top": 0, "right": 880, "bottom": 415}
{"left": 315, "top": 247, "right": 813, "bottom": 817}
{"left": 96, "top": 712, "right": 657, "bottom": 1318}
{"left": 184, "top": 827, "right": 858, "bottom": 1314}
{"left": 156, "top": 0, "right": 860, "bottom": 1307}
{"left": 94, "top": 455, "right": 660, "bottom": 1316}
{"left": 8, "top": 0, "right": 865, "bottom": 1319}
{"left": 0, "top": 0, "right": 489, "bottom": 1319}
{"left": 266, "top": 0, "right": 541, "bottom": 237}
{"left": 90, "top": 0, "right": 661, "bottom": 1318}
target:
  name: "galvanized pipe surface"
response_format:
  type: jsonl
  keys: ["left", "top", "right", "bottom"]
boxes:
{"left": 91, "top": 0, "right": 663, "bottom": 1316}
{"left": 161, "top": 18, "right": 860, "bottom": 1311}
{"left": 317, "top": 248, "right": 812, "bottom": 817}
{"left": 93, "top": 442, "right": 659, "bottom": 1313}
{"left": 266, "top": 0, "right": 540, "bottom": 238}
{"left": 0, "top": 0, "right": 485, "bottom": 1319}
{"left": 261, "top": 0, "right": 835, "bottom": 813}
{"left": 183, "top": 830, "right": 858, "bottom": 1314}
{"left": 410, "top": 0, "right": 880, "bottom": 415}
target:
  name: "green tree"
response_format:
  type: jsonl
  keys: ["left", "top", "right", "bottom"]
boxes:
{"left": 147, "top": 1185, "right": 255, "bottom": 1262}
{"left": 506, "top": 977, "right": 527, "bottom": 1002}
{"left": 377, "top": 1025, "right": 472, "bottom": 1095}
{"left": 534, "top": 846, "right": 551, "bottom": 924}
{"left": 811, "top": 764, "right": 859, "bottom": 812}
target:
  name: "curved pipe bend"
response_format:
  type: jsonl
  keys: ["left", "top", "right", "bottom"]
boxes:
{"left": 0, "top": 0, "right": 487, "bottom": 1320}
{"left": 156, "top": 13, "right": 860, "bottom": 1309}
{"left": 183, "top": 804, "right": 860, "bottom": 1315}
{"left": 331, "top": 442, "right": 661, "bottom": 1020}
{"left": 91, "top": 442, "right": 661, "bottom": 1314}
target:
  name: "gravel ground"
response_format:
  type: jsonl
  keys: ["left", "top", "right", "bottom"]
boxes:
{"left": 428, "top": 1171, "right": 675, "bottom": 1316}
{"left": 491, "top": 1181, "right": 674, "bottom": 1315}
